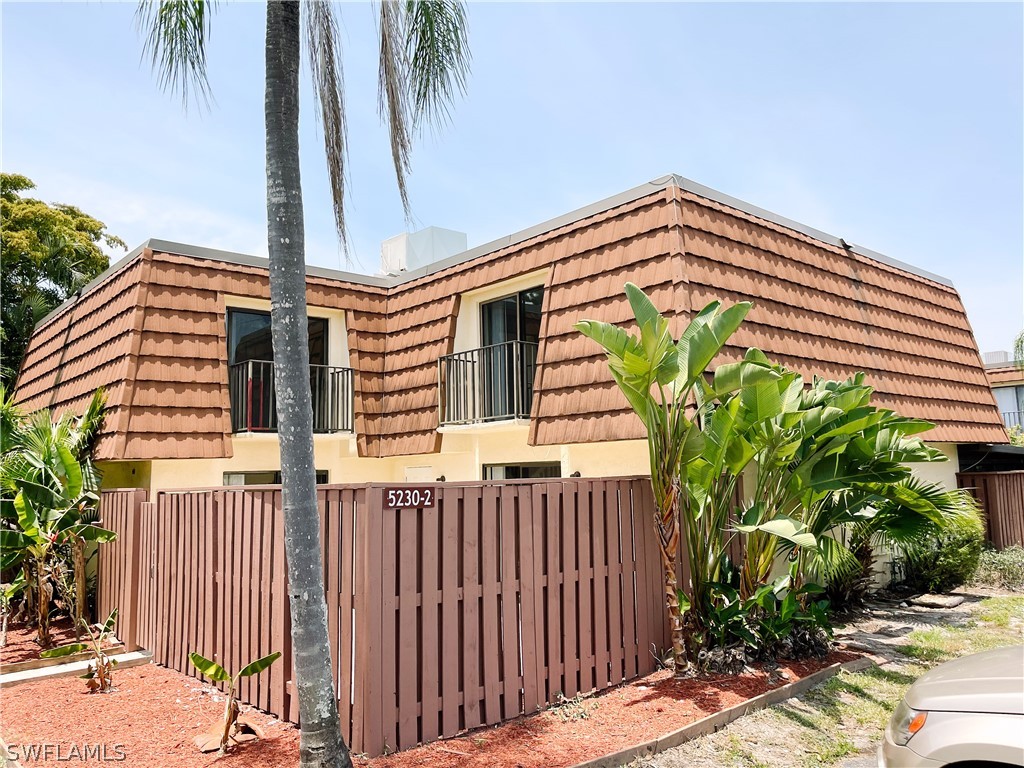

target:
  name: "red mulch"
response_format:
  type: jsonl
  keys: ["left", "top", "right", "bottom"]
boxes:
{"left": 0, "top": 664, "right": 299, "bottom": 767}
{"left": 2, "top": 619, "right": 84, "bottom": 665}
{"left": 0, "top": 650, "right": 860, "bottom": 768}
{"left": 0, "top": 618, "right": 122, "bottom": 666}
{"left": 359, "top": 650, "right": 860, "bottom": 768}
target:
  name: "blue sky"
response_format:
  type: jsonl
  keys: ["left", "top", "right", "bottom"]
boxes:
{"left": 3, "top": 2, "right": 1022, "bottom": 354}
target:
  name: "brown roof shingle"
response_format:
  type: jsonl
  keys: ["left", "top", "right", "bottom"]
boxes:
{"left": 14, "top": 176, "right": 1008, "bottom": 458}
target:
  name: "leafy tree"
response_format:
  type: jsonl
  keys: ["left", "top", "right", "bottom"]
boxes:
{"left": 137, "top": 2, "right": 470, "bottom": 764}
{"left": 685, "top": 362, "right": 983, "bottom": 605}
{"left": 0, "top": 174, "right": 126, "bottom": 387}
{"left": 576, "top": 284, "right": 776, "bottom": 673}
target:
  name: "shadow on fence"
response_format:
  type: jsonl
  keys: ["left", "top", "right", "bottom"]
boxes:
{"left": 97, "top": 478, "right": 670, "bottom": 756}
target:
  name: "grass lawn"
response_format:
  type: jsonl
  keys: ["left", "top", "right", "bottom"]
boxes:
{"left": 643, "top": 593, "right": 1024, "bottom": 768}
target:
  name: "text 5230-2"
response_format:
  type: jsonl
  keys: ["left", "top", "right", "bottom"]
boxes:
{"left": 383, "top": 487, "right": 436, "bottom": 509}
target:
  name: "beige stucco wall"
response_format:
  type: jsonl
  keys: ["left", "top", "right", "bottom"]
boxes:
{"left": 907, "top": 442, "right": 960, "bottom": 489}
{"left": 108, "top": 428, "right": 652, "bottom": 495}
{"left": 105, "top": 435, "right": 961, "bottom": 496}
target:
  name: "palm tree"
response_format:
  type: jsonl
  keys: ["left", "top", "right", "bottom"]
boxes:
{"left": 137, "top": 2, "right": 470, "bottom": 765}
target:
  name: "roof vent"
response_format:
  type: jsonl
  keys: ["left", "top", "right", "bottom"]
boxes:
{"left": 381, "top": 226, "right": 467, "bottom": 275}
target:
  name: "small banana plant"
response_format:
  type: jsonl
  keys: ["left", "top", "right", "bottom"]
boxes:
{"left": 40, "top": 608, "right": 118, "bottom": 692}
{"left": 0, "top": 574, "right": 27, "bottom": 647}
{"left": 189, "top": 650, "right": 281, "bottom": 755}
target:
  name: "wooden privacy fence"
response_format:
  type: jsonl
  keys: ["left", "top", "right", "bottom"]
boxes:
{"left": 96, "top": 478, "right": 667, "bottom": 756}
{"left": 957, "top": 471, "right": 1024, "bottom": 549}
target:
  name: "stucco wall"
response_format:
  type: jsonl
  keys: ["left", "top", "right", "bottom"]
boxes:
{"left": 907, "top": 442, "right": 960, "bottom": 490}
{"left": 108, "top": 435, "right": 961, "bottom": 496}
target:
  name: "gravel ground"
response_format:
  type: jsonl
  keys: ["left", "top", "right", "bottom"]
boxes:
{"left": 635, "top": 586, "right": 1024, "bottom": 768}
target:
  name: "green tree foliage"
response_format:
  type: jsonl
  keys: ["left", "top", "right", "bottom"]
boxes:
{"left": 581, "top": 286, "right": 983, "bottom": 668}
{"left": 0, "top": 173, "right": 126, "bottom": 387}
{"left": 0, "top": 387, "right": 112, "bottom": 646}
{"left": 577, "top": 283, "right": 777, "bottom": 673}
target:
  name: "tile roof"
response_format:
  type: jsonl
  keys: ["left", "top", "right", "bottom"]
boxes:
{"left": 14, "top": 175, "right": 1008, "bottom": 458}
{"left": 987, "top": 364, "right": 1024, "bottom": 387}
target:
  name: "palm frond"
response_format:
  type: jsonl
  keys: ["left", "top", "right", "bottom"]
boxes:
{"left": 305, "top": 0, "right": 350, "bottom": 251}
{"left": 378, "top": 0, "right": 413, "bottom": 214}
{"left": 136, "top": 0, "right": 216, "bottom": 108}
{"left": 404, "top": 0, "right": 470, "bottom": 130}
{"left": 70, "top": 389, "right": 107, "bottom": 457}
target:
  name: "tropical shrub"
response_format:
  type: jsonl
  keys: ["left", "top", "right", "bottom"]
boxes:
{"left": 580, "top": 285, "right": 982, "bottom": 671}
{"left": 189, "top": 651, "right": 282, "bottom": 755}
{"left": 0, "top": 387, "right": 112, "bottom": 645}
{"left": 695, "top": 568, "right": 832, "bottom": 671}
{"left": 0, "top": 574, "right": 27, "bottom": 647}
{"left": 973, "top": 546, "right": 1024, "bottom": 591}
{"left": 576, "top": 284, "right": 776, "bottom": 673}
{"left": 899, "top": 513, "right": 985, "bottom": 593}
{"left": 40, "top": 609, "right": 119, "bottom": 692}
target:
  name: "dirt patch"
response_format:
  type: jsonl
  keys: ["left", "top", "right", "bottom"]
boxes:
{"left": 358, "top": 651, "right": 858, "bottom": 768}
{"left": 0, "top": 663, "right": 298, "bottom": 767}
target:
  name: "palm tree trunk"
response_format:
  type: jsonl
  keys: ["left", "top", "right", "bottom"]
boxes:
{"left": 657, "top": 478, "right": 688, "bottom": 676}
{"left": 264, "top": 3, "right": 350, "bottom": 766}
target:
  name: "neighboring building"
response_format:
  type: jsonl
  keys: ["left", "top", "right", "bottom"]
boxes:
{"left": 13, "top": 174, "right": 1008, "bottom": 495}
{"left": 985, "top": 357, "right": 1024, "bottom": 431}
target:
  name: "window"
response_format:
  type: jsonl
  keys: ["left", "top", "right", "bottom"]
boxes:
{"left": 227, "top": 309, "right": 347, "bottom": 433}
{"left": 483, "top": 462, "right": 561, "bottom": 480}
{"left": 480, "top": 287, "right": 544, "bottom": 346}
{"left": 223, "top": 470, "right": 329, "bottom": 486}
{"left": 227, "top": 309, "right": 327, "bottom": 366}
{"left": 994, "top": 385, "right": 1024, "bottom": 429}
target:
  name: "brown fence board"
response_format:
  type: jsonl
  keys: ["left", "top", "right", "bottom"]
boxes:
{"left": 592, "top": 481, "right": 609, "bottom": 690}
{"left": 499, "top": 485, "right": 519, "bottom": 720}
{"left": 581, "top": 487, "right": 598, "bottom": 696}
{"left": 397, "top": 506, "right": 418, "bottom": 750}
{"left": 462, "top": 485, "right": 483, "bottom": 730}
{"left": 958, "top": 471, "right": 1024, "bottom": 549}
{"left": 97, "top": 477, "right": 662, "bottom": 757}
{"left": 519, "top": 485, "right": 541, "bottom": 714}
{"left": 439, "top": 489, "right": 460, "bottom": 738}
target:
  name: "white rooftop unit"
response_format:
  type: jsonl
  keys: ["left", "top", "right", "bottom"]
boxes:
{"left": 381, "top": 226, "right": 467, "bottom": 275}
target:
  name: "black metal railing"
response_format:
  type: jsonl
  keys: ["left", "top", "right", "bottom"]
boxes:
{"left": 1002, "top": 411, "right": 1024, "bottom": 430}
{"left": 229, "top": 360, "right": 354, "bottom": 434}
{"left": 438, "top": 341, "right": 539, "bottom": 426}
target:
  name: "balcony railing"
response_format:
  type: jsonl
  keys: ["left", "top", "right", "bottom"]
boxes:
{"left": 438, "top": 341, "right": 539, "bottom": 426}
{"left": 229, "top": 360, "right": 354, "bottom": 434}
{"left": 1003, "top": 411, "right": 1024, "bottom": 430}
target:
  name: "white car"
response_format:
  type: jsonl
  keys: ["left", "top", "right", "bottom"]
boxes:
{"left": 879, "top": 645, "right": 1024, "bottom": 767}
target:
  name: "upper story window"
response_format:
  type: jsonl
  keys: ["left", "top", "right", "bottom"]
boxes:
{"left": 481, "top": 287, "right": 544, "bottom": 346}
{"left": 994, "top": 385, "right": 1024, "bottom": 430}
{"left": 227, "top": 309, "right": 327, "bottom": 366}
{"left": 439, "top": 286, "right": 545, "bottom": 426}
{"left": 226, "top": 308, "right": 353, "bottom": 434}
